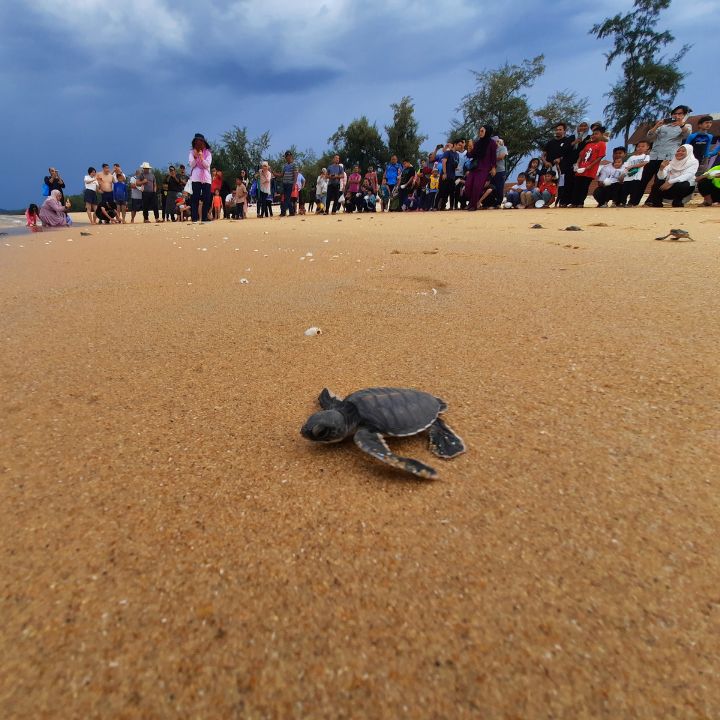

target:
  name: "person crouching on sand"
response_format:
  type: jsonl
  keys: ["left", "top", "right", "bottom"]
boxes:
{"left": 26, "top": 203, "right": 41, "bottom": 230}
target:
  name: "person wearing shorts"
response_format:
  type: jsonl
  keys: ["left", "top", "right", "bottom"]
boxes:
{"left": 83, "top": 167, "right": 98, "bottom": 223}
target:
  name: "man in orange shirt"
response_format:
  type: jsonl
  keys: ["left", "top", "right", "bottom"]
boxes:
{"left": 570, "top": 125, "right": 607, "bottom": 207}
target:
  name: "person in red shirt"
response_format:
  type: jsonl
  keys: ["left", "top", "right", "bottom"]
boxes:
{"left": 571, "top": 125, "right": 607, "bottom": 207}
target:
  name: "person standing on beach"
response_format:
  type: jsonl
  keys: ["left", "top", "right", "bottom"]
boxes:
{"left": 258, "top": 161, "right": 273, "bottom": 218}
{"left": 113, "top": 172, "right": 128, "bottom": 223}
{"left": 383, "top": 154, "right": 403, "bottom": 196}
{"left": 84, "top": 167, "right": 98, "bottom": 223}
{"left": 464, "top": 126, "right": 498, "bottom": 211}
{"left": 492, "top": 139, "right": 508, "bottom": 208}
{"left": 189, "top": 133, "right": 212, "bottom": 223}
{"left": 570, "top": 125, "right": 607, "bottom": 207}
{"left": 44, "top": 167, "right": 66, "bottom": 202}
{"left": 326, "top": 154, "right": 343, "bottom": 215}
{"left": 97, "top": 164, "right": 114, "bottom": 204}
{"left": 129, "top": 170, "right": 143, "bottom": 223}
{"left": 279, "top": 151, "right": 298, "bottom": 217}
{"left": 542, "top": 123, "right": 574, "bottom": 206}
{"left": 137, "top": 162, "right": 160, "bottom": 223}
{"left": 165, "top": 166, "right": 183, "bottom": 222}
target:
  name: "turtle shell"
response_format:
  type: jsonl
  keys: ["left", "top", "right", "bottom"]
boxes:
{"left": 345, "top": 387, "right": 444, "bottom": 436}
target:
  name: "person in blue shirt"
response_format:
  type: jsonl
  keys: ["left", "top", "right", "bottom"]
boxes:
{"left": 686, "top": 115, "right": 717, "bottom": 175}
{"left": 383, "top": 155, "right": 403, "bottom": 194}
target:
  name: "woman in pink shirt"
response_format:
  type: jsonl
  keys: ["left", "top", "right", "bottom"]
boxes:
{"left": 346, "top": 164, "right": 362, "bottom": 212}
{"left": 189, "top": 133, "right": 212, "bottom": 222}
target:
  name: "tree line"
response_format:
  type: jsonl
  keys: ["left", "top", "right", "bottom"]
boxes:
{"left": 55, "top": 0, "right": 687, "bottom": 213}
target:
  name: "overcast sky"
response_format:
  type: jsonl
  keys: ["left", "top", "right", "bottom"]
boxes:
{"left": 0, "top": 0, "right": 713, "bottom": 209}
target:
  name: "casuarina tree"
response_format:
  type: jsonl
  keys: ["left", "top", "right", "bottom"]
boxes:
{"left": 590, "top": 0, "right": 690, "bottom": 145}
{"left": 451, "top": 56, "right": 588, "bottom": 176}
{"left": 213, "top": 126, "right": 272, "bottom": 179}
{"left": 328, "top": 116, "right": 388, "bottom": 171}
{"left": 385, "top": 96, "right": 428, "bottom": 165}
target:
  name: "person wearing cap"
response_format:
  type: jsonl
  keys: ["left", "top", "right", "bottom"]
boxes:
{"left": 43, "top": 167, "right": 66, "bottom": 202}
{"left": 136, "top": 161, "right": 160, "bottom": 223}
{"left": 189, "top": 133, "right": 212, "bottom": 222}
{"left": 640, "top": 105, "right": 692, "bottom": 205}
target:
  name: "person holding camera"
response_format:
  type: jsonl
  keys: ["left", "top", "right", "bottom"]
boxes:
{"left": 43, "top": 168, "right": 66, "bottom": 202}
{"left": 639, "top": 105, "right": 692, "bottom": 205}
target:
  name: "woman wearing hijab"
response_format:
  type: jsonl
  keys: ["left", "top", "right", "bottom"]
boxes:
{"left": 39, "top": 190, "right": 70, "bottom": 227}
{"left": 189, "top": 133, "right": 212, "bottom": 222}
{"left": 646, "top": 144, "right": 698, "bottom": 207}
{"left": 464, "top": 125, "right": 498, "bottom": 211}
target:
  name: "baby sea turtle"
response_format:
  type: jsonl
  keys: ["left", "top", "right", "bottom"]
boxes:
{"left": 530, "top": 224, "right": 544, "bottom": 229}
{"left": 301, "top": 387, "right": 466, "bottom": 479}
{"left": 564, "top": 225, "right": 583, "bottom": 231}
{"left": 655, "top": 228, "right": 694, "bottom": 241}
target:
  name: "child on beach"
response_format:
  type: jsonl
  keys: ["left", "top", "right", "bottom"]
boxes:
{"left": 212, "top": 189, "right": 222, "bottom": 220}
{"left": 426, "top": 168, "right": 440, "bottom": 210}
{"left": 379, "top": 181, "right": 390, "bottom": 211}
{"left": 26, "top": 204, "right": 40, "bottom": 230}
{"left": 520, "top": 177, "right": 541, "bottom": 208}
{"left": 538, "top": 173, "right": 558, "bottom": 207}
{"left": 113, "top": 173, "right": 127, "bottom": 223}
{"left": 176, "top": 192, "right": 190, "bottom": 222}
{"left": 479, "top": 178, "right": 497, "bottom": 208}
{"left": 505, "top": 173, "right": 527, "bottom": 208}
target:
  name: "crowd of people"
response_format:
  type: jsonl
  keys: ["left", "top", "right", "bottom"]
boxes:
{"left": 30, "top": 107, "right": 719, "bottom": 229}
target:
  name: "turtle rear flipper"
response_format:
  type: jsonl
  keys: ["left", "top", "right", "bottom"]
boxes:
{"left": 318, "top": 388, "right": 343, "bottom": 409}
{"left": 428, "top": 418, "right": 466, "bottom": 459}
{"left": 354, "top": 427, "right": 437, "bottom": 479}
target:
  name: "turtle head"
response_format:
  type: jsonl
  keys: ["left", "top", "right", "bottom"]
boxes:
{"left": 301, "top": 409, "right": 351, "bottom": 443}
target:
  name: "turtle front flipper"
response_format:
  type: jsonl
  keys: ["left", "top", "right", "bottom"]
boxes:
{"left": 354, "top": 427, "right": 438, "bottom": 479}
{"left": 428, "top": 417, "right": 466, "bottom": 459}
{"left": 318, "top": 388, "right": 344, "bottom": 409}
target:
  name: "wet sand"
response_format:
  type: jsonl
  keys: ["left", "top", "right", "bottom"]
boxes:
{"left": 1, "top": 207, "right": 719, "bottom": 718}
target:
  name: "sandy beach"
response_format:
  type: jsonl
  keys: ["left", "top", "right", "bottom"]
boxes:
{"left": 1, "top": 207, "right": 719, "bottom": 718}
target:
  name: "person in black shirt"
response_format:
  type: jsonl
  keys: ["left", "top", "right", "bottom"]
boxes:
{"left": 437, "top": 142, "right": 459, "bottom": 210}
{"left": 44, "top": 167, "right": 66, "bottom": 202}
{"left": 398, "top": 160, "right": 417, "bottom": 210}
{"left": 165, "top": 166, "right": 183, "bottom": 221}
{"left": 95, "top": 199, "right": 119, "bottom": 224}
{"left": 543, "top": 122, "right": 577, "bottom": 207}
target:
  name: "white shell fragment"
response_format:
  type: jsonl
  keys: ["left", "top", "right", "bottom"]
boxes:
{"left": 304, "top": 327, "right": 322, "bottom": 336}
{"left": 239, "top": 278, "right": 250, "bottom": 284}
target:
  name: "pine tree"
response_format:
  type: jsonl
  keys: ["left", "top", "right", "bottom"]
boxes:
{"left": 590, "top": 0, "right": 689, "bottom": 145}
{"left": 385, "top": 97, "right": 428, "bottom": 164}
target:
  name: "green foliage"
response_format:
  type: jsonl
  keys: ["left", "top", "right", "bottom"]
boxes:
{"left": 385, "top": 96, "right": 428, "bottom": 164}
{"left": 451, "top": 56, "right": 588, "bottom": 175}
{"left": 66, "top": 194, "right": 86, "bottom": 212}
{"left": 212, "top": 126, "right": 272, "bottom": 181}
{"left": 328, "top": 116, "right": 387, "bottom": 171}
{"left": 590, "top": 0, "right": 690, "bottom": 144}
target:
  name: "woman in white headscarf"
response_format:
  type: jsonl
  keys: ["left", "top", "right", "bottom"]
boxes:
{"left": 646, "top": 144, "right": 699, "bottom": 207}
{"left": 39, "top": 190, "right": 71, "bottom": 226}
